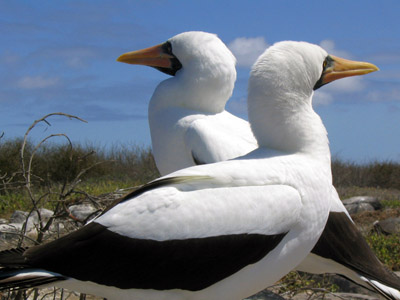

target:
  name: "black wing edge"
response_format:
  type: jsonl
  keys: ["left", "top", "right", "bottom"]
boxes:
{"left": 0, "top": 269, "right": 65, "bottom": 291}
{"left": 0, "top": 247, "right": 27, "bottom": 267}
{"left": 0, "top": 221, "right": 288, "bottom": 291}
{"left": 0, "top": 247, "right": 66, "bottom": 291}
{"left": 312, "top": 212, "right": 400, "bottom": 292}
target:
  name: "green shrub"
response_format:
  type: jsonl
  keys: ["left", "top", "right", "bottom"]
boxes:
{"left": 381, "top": 199, "right": 400, "bottom": 209}
{"left": 0, "top": 138, "right": 159, "bottom": 190}
{"left": 277, "top": 271, "right": 339, "bottom": 297}
{"left": 366, "top": 233, "right": 400, "bottom": 271}
{"left": 0, "top": 137, "right": 160, "bottom": 216}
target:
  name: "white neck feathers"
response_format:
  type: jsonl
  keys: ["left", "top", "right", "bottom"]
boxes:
{"left": 150, "top": 31, "right": 237, "bottom": 114}
{"left": 247, "top": 41, "right": 330, "bottom": 159}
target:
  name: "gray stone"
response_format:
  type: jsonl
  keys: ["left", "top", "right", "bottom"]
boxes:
{"left": 342, "top": 196, "right": 381, "bottom": 210}
{"left": 9, "top": 210, "right": 29, "bottom": 223}
{"left": 9, "top": 208, "right": 54, "bottom": 231}
{"left": 0, "top": 223, "right": 21, "bottom": 244}
{"left": 289, "top": 292, "right": 380, "bottom": 300}
{"left": 246, "top": 289, "right": 285, "bottom": 300}
{"left": 324, "top": 274, "right": 377, "bottom": 296}
{"left": 344, "top": 202, "right": 375, "bottom": 214}
{"left": 373, "top": 217, "right": 400, "bottom": 235}
{"left": 68, "top": 204, "right": 98, "bottom": 222}
{"left": 342, "top": 196, "right": 381, "bottom": 214}
{"left": 292, "top": 273, "right": 379, "bottom": 298}
{"left": 324, "top": 293, "right": 380, "bottom": 300}
{"left": 0, "top": 223, "right": 20, "bottom": 234}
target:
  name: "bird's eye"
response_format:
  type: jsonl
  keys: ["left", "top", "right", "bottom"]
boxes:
{"left": 323, "top": 59, "right": 327, "bottom": 69}
{"left": 164, "top": 41, "right": 173, "bottom": 54}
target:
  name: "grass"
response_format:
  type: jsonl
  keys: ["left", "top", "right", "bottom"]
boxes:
{"left": 0, "top": 137, "right": 159, "bottom": 218}
{"left": 0, "top": 192, "right": 29, "bottom": 217}
{"left": 381, "top": 199, "right": 400, "bottom": 209}
{"left": 276, "top": 271, "right": 339, "bottom": 298}
{"left": 366, "top": 233, "right": 400, "bottom": 271}
{"left": 332, "top": 158, "right": 400, "bottom": 190}
{"left": 0, "top": 132, "right": 400, "bottom": 299}
{"left": 0, "top": 179, "right": 138, "bottom": 218}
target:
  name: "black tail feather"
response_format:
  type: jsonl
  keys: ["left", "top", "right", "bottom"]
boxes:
{"left": 0, "top": 247, "right": 66, "bottom": 291}
{"left": 0, "top": 274, "right": 64, "bottom": 291}
{"left": 0, "top": 248, "right": 28, "bottom": 268}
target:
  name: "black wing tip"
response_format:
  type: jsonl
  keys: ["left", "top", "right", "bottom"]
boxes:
{"left": 0, "top": 276, "right": 65, "bottom": 292}
{"left": 0, "top": 247, "right": 66, "bottom": 291}
{"left": 313, "top": 212, "right": 400, "bottom": 296}
{"left": 0, "top": 247, "right": 28, "bottom": 267}
{"left": 365, "top": 278, "right": 400, "bottom": 300}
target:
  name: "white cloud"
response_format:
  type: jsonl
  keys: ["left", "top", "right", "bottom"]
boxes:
{"left": 323, "top": 76, "right": 365, "bottom": 93}
{"left": 315, "top": 39, "right": 374, "bottom": 103}
{"left": 17, "top": 75, "right": 59, "bottom": 89}
{"left": 319, "top": 40, "right": 351, "bottom": 59}
{"left": 228, "top": 37, "right": 268, "bottom": 68}
{"left": 367, "top": 88, "right": 400, "bottom": 102}
{"left": 60, "top": 47, "right": 98, "bottom": 69}
{"left": 31, "top": 46, "right": 99, "bottom": 69}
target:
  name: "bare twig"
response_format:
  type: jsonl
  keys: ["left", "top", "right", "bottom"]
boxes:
{"left": 20, "top": 112, "right": 87, "bottom": 185}
{"left": 0, "top": 229, "right": 41, "bottom": 245}
{"left": 27, "top": 133, "right": 73, "bottom": 190}
{"left": 16, "top": 113, "right": 87, "bottom": 247}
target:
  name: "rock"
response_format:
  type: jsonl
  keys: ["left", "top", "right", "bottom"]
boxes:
{"left": 342, "top": 196, "right": 381, "bottom": 214}
{"left": 373, "top": 217, "right": 400, "bottom": 235}
{"left": 324, "top": 293, "right": 380, "bottom": 300}
{"left": 9, "top": 210, "right": 29, "bottom": 223}
{"left": 68, "top": 204, "right": 98, "bottom": 222}
{"left": 246, "top": 289, "right": 285, "bottom": 300}
{"left": 324, "top": 274, "right": 377, "bottom": 296}
{"left": 0, "top": 224, "right": 21, "bottom": 246}
{"left": 294, "top": 273, "right": 378, "bottom": 298}
{"left": 290, "top": 292, "right": 380, "bottom": 300}
{"left": 9, "top": 208, "right": 54, "bottom": 231}
{"left": 345, "top": 203, "right": 375, "bottom": 214}
{"left": 342, "top": 196, "right": 381, "bottom": 209}
{"left": 0, "top": 223, "right": 20, "bottom": 235}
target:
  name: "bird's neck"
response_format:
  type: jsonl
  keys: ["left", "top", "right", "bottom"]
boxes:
{"left": 247, "top": 86, "right": 330, "bottom": 162}
{"left": 149, "top": 69, "right": 234, "bottom": 115}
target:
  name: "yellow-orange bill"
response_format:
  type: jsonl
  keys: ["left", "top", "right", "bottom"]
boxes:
{"left": 322, "top": 55, "right": 379, "bottom": 85}
{"left": 117, "top": 43, "right": 174, "bottom": 68}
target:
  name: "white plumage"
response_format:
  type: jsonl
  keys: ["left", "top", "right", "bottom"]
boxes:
{"left": 118, "top": 32, "right": 400, "bottom": 300}
{"left": 0, "top": 32, "right": 335, "bottom": 300}
{"left": 1, "top": 32, "right": 393, "bottom": 300}
{"left": 129, "top": 32, "right": 257, "bottom": 175}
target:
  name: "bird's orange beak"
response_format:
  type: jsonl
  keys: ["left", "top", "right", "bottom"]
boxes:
{"left": 117, "top": 43, "right": 175, "bottom": 69}
{"left": 322, "top": 55, "right": 379, "bottom": 85}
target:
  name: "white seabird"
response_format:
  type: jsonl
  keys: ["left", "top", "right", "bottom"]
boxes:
{"left": 117, "top": 31, "right": 257, "bottom": 175}
{"left": 118, "top": 32, "right": 400, "bottom": 299}
{"left": 0, "top": 36, "right": 337, "bottom": 300}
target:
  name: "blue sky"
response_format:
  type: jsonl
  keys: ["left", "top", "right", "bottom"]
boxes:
{"left": 1, "top": 0, "right": 399, "bottom": 163}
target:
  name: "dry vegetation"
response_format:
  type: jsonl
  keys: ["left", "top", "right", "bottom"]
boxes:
{"left": 0, "top": 114, "right": 399, "bottom": 299}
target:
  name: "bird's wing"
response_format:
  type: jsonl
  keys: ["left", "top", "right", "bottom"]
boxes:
{"left": 10, "top": 175, "right": 302, "bottom": 291}
{"left": 184, "top": 116, "right": 257, "bottom": 165}
{"left": 311, "top": 211, "right": 400, "bottom": 296}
